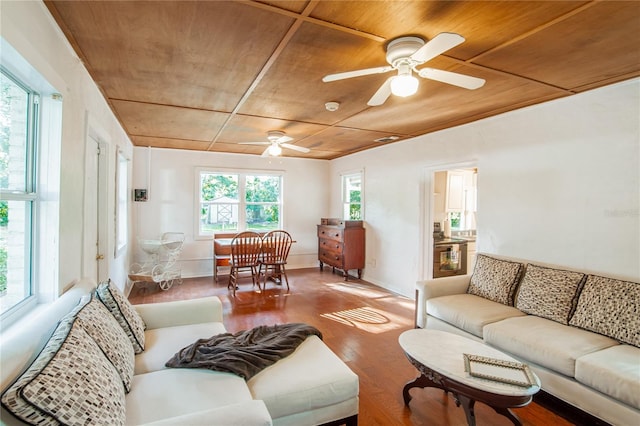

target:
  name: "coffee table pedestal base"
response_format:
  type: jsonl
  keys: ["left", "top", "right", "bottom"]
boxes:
{"left": 403, "top": 354, "right": 532, "bottom": 426}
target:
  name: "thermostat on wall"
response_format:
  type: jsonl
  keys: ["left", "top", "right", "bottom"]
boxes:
{"left": 134, "top": 189, "right": 148, "bottom": 202}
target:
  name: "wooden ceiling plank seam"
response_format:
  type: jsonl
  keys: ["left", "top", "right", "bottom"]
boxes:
{"left": 206, "top": 0, "right": 320, "bottom": 151}
{"left": 240, "top": 0, "right": 386, "bottom": 42}
{"left": 570, "top": 71, "right": 640, "bottom": 93}
{"left": 409, "top": 93, "right": 572, "bottom": 137}
{"left": 467, "top": 1, "right": 599, "bottom": 64}
{"left": 447, "top": 57, "right": 576, "bottom": 95}
{"left": 109, "top": 97, "right": 225, "bottom": 114}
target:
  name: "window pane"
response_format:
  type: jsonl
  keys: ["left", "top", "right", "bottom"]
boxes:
{"left": 245, "top": 175, "right": 280, "bottom": 202}
{"left": 0, "top": 200, "right": 32, "bottom": 314}
{"left": 200, "top": 173, "right": 239, "bottom": 234}
{"left": 1, "top": 72, "right": 29, "bottom": 191}
{"left": 245, "top": 204, "right": 279, "bottom": 231}
{"left": 201, "top": 202, "right": 238, "bottom": 233}
{"left": 349, "top": 204, "right": 361, "bottom": 220}
{"left": 200, "top": 173, "right": 238, "bottom": 201}
{"left": 342, "top": 172, "right": 363, "bottom": 220}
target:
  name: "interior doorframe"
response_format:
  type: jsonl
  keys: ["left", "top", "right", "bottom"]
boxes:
{"left": 83, "top": 112, "right": 110, "bottom": 283}
{"left": 419, "top": 160, "right": 478, "bottom": 281}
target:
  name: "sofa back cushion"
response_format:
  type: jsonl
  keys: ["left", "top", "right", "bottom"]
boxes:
{"left": 96, "top": 279, "right": 146, "bottom": 353}
{"left": 1, "top": 302, "right": 126, "bottom": 425}
{"left": 569, "top": 275, "right": 640, "bottom": 347}
{"left": 515, "top": 264, "right": 586, "bottom": 325}
{"left": 467, "top": 254, "right": 524, "bottom": 306}
{"left": 75, "top": 294, "right": 135, "bottom": 392}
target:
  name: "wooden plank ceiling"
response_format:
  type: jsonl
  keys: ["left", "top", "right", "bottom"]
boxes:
{"left": 45, "top": 0, "right": 640, "bottom": 160}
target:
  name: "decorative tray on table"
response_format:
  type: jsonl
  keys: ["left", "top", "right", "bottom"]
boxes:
{"left": 463, "top": 353, "right": 537, "bottom": 387}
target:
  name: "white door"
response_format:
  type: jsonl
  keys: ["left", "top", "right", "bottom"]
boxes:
{"left": 83, "top": 134, "right": 109, "bottom": 282}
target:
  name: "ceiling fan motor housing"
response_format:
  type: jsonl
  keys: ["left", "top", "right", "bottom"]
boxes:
{"left": 267, "top": 130, "right": 286, "bottom": 141}
{"left": 386, "top": 36, "right": 425, "bottom": 66}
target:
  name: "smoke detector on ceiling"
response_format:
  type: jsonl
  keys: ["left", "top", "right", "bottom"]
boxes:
{"left": 325, "top": 101, "right": 340, "bottom": 112}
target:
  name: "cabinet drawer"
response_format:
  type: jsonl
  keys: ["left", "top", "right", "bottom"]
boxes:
{"left": 317, "top": 226, "right": 343, "bottom": 242}
{"left": 319, "top": 251, "right": 343, "bottom": 266}
{"left": 319, "top": 238, "right": 343, "bottom": 254}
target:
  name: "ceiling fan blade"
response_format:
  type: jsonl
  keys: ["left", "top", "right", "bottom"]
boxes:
{"left": 261, "top": 147, "right": 271, "bottom": 157}
{"left": 367, "top": 77, "right": 393, "bottom": 106}
{"left": 322, "top": 66, "right": 393, "bottom": 82}
{"left": 410, "top": 32, "right": 465, "bottom": 63}
{"left": 418, "top": 68, "right": 485, "bottom": 90}
{"left": 276, "top": 135, "right": 293, "bottom": 143}
{"left": 239, "top": 142, "right": 270, "bottom": 145}
{"left": 281, "top": 143, "right": 310, "bottom": 153}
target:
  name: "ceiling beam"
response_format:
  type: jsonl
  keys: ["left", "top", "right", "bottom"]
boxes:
{"left": 207, "top": 0, "right": 320, "bottom": 150}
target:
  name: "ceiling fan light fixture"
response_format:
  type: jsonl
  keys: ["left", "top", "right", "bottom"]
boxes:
{"left": 268, "top": 144, "right": 282, "bottom": 156}
{"left": 390, "top": 71, "right": 419, "bottom": 97}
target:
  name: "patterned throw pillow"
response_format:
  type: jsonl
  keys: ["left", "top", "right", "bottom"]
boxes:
{"left": 1, "top": 308, "right": 126, "bottom": 425}
{"left": 569, "top": 275, "right": 640, "bottom": 347}
{"left": 515, "top": 264, "right": 586, "bottom": 324}
{"left": 76, "top": 294, "right": 135, "bottom": 392}
{"left": 96, "top": 279, "right": 146, "bottom": 353}
{"left": 467, "top": 254, "right": 524, "bottom": 306}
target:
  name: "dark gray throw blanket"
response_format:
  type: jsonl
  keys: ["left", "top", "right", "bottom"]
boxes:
{"left": 165, "top": 323, "right": 322, "bottom": 380}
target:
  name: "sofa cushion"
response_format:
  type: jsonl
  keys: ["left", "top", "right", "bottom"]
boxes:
{"left": 135, "top": 321, "right": 227, "bottom": 375}
{"left": 575, "top": 344, "right": 640, "bottom": 410}
{"left": 75, "top": 294, "right": 135, "bottom": 392}
{"left": 125, "top": 368, "right": 253, "bottom": 425}
{"left": 569, "top": 275, "right": 640, "bottom": 347}
{"left": 467, "top": 254, "right": 524, "bottom": 306}
{"left": 96, "top": 278, "right": 147, "bottom": 353}
{"left": 515, "top": 264, "right": 585, "bottom": 325}
{"left": 139, "top": 400, "right": 273, "bottom": 426}
{"left": 247, "top": 335, "right": 359, "bottom": 420}
{"left": 427, "top": 293, "right": 526, "bottom": 338}
{"left": 1, "top": 311, "right": 125, "bottom": 425}
{"left": 484, "top": 315, "right": 619, "bottom": 377}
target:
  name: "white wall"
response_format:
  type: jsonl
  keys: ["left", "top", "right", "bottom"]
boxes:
{"left": 1, "top": 1, "right": 134, "bottom": 293}
{"left": 331, "top": 79, "right": 640, "bottom": 298}
{"left": 131, "top": 148, "right": 330, "bottom": 278}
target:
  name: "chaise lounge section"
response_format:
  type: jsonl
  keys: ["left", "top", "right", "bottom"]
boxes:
{"left": 0, "top": 278, "right": 359, "bottom": 425}
{"left": 415, "top": 254, "right": 640, "bottom": 426}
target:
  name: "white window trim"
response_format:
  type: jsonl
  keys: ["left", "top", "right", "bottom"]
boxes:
{"left": 1, "top": 38, "right": 62, "bottom": 327}
{"left": 194, "top": 167, "right": 285, "bottom": 240}
{"left": 114, "top": 149, "right": 128, "bottom": 257}
{"left": 341, "top": 169, "right": 364, "bottom": 221}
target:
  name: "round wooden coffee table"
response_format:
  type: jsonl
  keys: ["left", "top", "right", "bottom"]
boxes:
{"left": 399, "top": 329, "right": 541, "bottom": 426}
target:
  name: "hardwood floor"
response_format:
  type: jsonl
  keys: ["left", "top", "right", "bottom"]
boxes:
{"left": 128, "top": 268, "right": 578, "bottom": 426}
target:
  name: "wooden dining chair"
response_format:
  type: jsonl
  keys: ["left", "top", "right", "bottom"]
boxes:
{"left": 228, "top": 231, "right": 262, "bottom": 296}
{"left": 258, "top": 230, "right": 293, "bottom": 290}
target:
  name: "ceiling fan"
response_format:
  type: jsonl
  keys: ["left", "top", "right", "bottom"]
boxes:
{"left": 322, "top": 33, "right": 485, "bottom": 106}
{"left": 239, "top": 131, "right": 310, "bottom": 157}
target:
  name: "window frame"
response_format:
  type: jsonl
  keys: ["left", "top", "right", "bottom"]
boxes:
{"left": 195, "top": 167, "right": 284, "bottom": 239}
{"left": 0, "top": 66, "right": 39, "bottom": 320}
{"left": 115, "top": 149, "right": 128, "bottom": 256}
{"left": 341, "top": 169, "right": 364, "bottom": 221}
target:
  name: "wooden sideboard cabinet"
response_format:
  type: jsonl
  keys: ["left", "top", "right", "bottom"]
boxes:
{"left": 317, "top": 218, "right": 365, "bottom": 281}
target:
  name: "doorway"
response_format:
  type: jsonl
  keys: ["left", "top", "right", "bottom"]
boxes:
{"left": 83, "top": 124, "right": 109, "bottom": 283}
{"left": 421, "top": 163, "right": 478, "bottom": 280}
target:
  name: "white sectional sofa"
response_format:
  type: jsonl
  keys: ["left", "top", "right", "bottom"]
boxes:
{"left": 415, "top": 254, "right": 640, "bottom": 426}
{"left": 0, "top": 278, "right": 359, "bottom": 425}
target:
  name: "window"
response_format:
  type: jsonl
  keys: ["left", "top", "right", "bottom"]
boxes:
{"left": 198, "top": 169, "right": 282, "bottom": 237}
{"left": 342, "top": 171, "right": 363, "bottom": 220}
{"left": 0, "top": 68, "right": 38, "bottom": 316}
{"left": 115, "top": 150, "right": 128, "bottom": 256}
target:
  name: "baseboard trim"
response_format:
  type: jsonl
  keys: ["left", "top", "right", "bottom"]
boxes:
{"left": 533, "top": 391, "right": 612, "bottom": 426}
